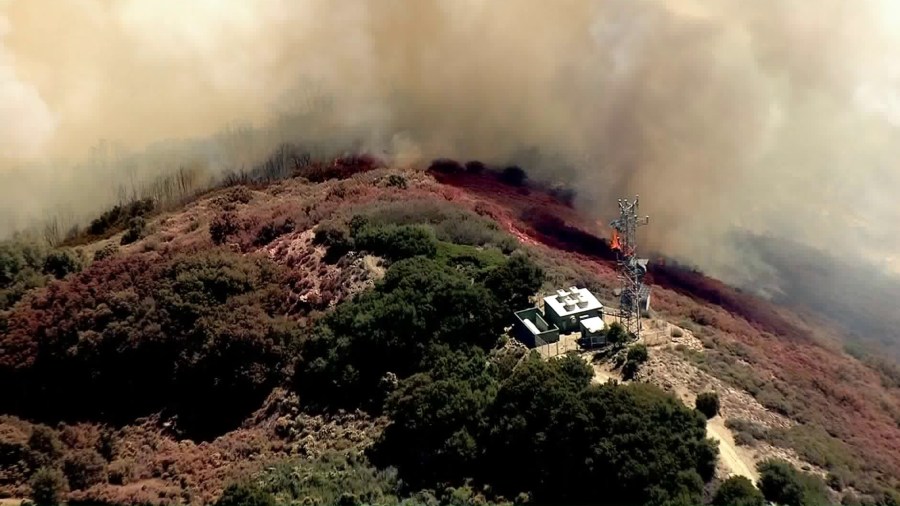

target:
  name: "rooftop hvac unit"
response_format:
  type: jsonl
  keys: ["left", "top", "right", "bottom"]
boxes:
{"left": 576, "top": 294, "right": 589, "bottom": 308}
{"left": 569, "top": 286, "right": 579, "bottom": 293}
{"left": 557, "top": 289, "right": 568, "bottom": 298}
{"left": 563, "top": 297, "right": 577, "bottom": 311}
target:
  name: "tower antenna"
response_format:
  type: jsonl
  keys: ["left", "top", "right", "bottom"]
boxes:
{"left": 609, "top": 195, "right": 650, "bottom": 338}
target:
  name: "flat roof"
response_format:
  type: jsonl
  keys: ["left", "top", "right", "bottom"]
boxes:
{"left": 580, "top": 316, "right": 605, "bottom": 333}
{"left": 543, "top": 287, "right": 603, "bottom": 317}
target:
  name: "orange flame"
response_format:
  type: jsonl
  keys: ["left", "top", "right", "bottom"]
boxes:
{"left": 610, "top": 229, "right": 621, "bottom": 251}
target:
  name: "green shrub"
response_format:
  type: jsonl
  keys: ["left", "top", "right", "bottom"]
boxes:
{"left": 605, "top": 322, "right": 631, "bottom": 347}
{"left": 622, "top": 359, "right": 641, "bottom": 380}
{"left": 712, "top": 476, "right": 766, "bottom": 506}
{"left": 622, "top": 344, "right": 649, "bottom": 380}
{"left": 313, "top": 221, "right": 352, "bottom": 262}
{"left": 29, "top": 467, "right": 68, "bottom": 506}
{"left": 2, "top": 249, "right": 300, "bottom": 439}
{"left": 500, "top": 166, "right": 527, "bottom": 186}
{"left": 257, "top": 453, "right": 399, "bottom": 506}
{"left": 371, "top": 351, "right": 716, "bottom": 505}
{"left": 627, "top": 344, "right": 649, "bottom": 364}
{"left": 119, "top": 217, "right": 145, "bottom": 245}
{"left": 107, "top": 458, "right": 134, "bottom": 485}
{"left": 253, "top": 218, "right": 295, "bottom": 247}
{"left": 42, "top": 249, "right": 81, "bottom": 279}
{"left": 27, "top": 426, "right": 63, "bottom": 469}
{"left": 827, "top": 472, "right": 844, "bottom": 492}
{"left": 215, "top": 482, "right": 276, "bottom": 506}
{"left": 757, "top": 459, "right": 830, "bottom": 506}
{"left": 465, "top": 161, "right": 486, "bottom": 173}
{"left": 351, "top": 199, "right": 514, "bottom": 250}
{"left": 696, "top": 392, "right": 720, "bottom": 419}
{"left": 386, "top": 174, "right": 407, "bottom": 189}
{"left": 296, "top": 256, "right": 504, "bottom": 408}
{"left": 63, "top": 449, "right": 107, "bottom": 490}
{"left": 352, "top": 224, "right": 437, "bottom": 260}
{"left": 209, "top": 211, "right": 240, "bottom": 245}
{"left": 86, "top": 198, "right": 155, "bottom": 238}
{"left": 484, "top": 253, "right": 544, "bottom": 313}
{"left": 92, "top": 243, "right": 120, "bottom": 261}
{"left": 227, "top": 186, "right": 253, "bottom": 204}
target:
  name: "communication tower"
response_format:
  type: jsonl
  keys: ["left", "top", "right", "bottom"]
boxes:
{"left": 609, "top": 196, "right": 650, "bottom": 337}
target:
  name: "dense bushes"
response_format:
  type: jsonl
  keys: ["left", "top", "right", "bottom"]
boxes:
{"left": 1, "top": 249, "right": 301, "bottom": 438}
{"left": 696, "top": 391, "right": 720, "bottom": 419}
{"left": 295, "top": 253, "right": 538, "bottom": 409}
{"left": 313, "top": 221, "right": 353, "bottom": 262}
{"left": 712, "top": 476, "right": 766, "bottom": 506}
{"left": 92, "top": 243, "right": 119, "bottom": 261}
{"left": 350, "top": 200, "right": 516, "bottom": 252}
{"left": 215, "top": 482, "right": 275, "bottom": 506}
{"left": 352, "top": 223, "right": 437, "bottom": 260}
{"left": 85, "top": 198, "right": 155, "bottom": 239}
{"left": 209, "top": 211, "right": 241, "bottom": 245}
{"left": 499, "top": 166, "right": 527, "bottom": 186}
{"left": 41, "top": 250, "right": 82, "bottom": 279}
{"left": 757, "top": 459, "right": 830, "bottom": 506}
{"left": 257, "top": 453, "right": 401, "bottom": 506}
{"left": 63, "top": 448, "right": 106, "bottom": 490}
{"left": 29, "top": 467, "right": 68, "bottom": 506}
{"left": 373, "top": 352, "right": 717, "bottom": 505}
{"left": 622, "top": 343, "right": 649, "bottom": 380}
{"left": 27, "top": 425, "right": 63, "bottom": 469}
{"left": 119, "top": 217, "right": 145, "bottom": 245}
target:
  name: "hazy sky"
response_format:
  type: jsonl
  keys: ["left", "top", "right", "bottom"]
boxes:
{"left": 2, "top": 0, "right": 900, "bottom": 286}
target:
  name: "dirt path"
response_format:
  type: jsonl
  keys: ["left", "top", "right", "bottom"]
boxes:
{"left": 707, "top": 417, "right": 759, "bottom": 482}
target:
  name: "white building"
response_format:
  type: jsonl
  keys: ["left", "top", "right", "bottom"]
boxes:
{"left": 542, "top": 287, "right": 603, "bottom": 333}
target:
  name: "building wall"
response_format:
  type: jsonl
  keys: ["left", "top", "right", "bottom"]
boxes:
{"left": 545, "top": 305, "right": 602, "bottom": 333}
{"left": 513, "top": 308, "right": 560, "bottom": 348}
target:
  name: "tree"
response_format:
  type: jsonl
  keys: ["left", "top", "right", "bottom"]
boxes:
{"left": 500, "top": 166, "right": 527, "bottom": 186}
{"left": 484, "top": 254, "right": 544, "bottom": 312}
{"left": 42, "top": 250, "right": 81, "bottom": 279}
{"left": 209, "top": 211, "right": 240, "bottom": 245}
{"left": 374, "top": 346, "right": 497, "bottom": 486}
{"left": 27, "top": 426, "right": 63, "bottom": 469}
{"left": 63, "top": 449, "right": 107, "bottom": 490}
{"left": 626, "top": 344, "right": 649, "bottom": 363}
{"left": 713, "top": 476, "right": 766, "bottom": 506}
{"left": 92, "top": 243, "right": 119, "bottom": 261}
{"left": 757, "top": 459, "right": 830, "bottom": 506}
{"left": 352, "top": 224, "right": 437, "bottom": 260}
{"left": 696, "top": 392, "right": 720, "bottom": 419}
{"left": 622, "top": 344, "right": 649, "bottom": 380}
{"left": 296, "top": 257, "right": 505, "bottom": 409}
{"left": 215, "top": 482, "right": 275, "bottom": 506}
{"left": 30, "top": 467, "right": 68, "bottom": 506}
{"left": 605, "top": 322, "right": 630, "bottom": 346}
{"left": 120, "top": 216, "right": 145, "bottom": 245}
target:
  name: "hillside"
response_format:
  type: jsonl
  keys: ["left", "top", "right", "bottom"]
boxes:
{"left": 1, "top": 159, "right": 898, "bottom": 506}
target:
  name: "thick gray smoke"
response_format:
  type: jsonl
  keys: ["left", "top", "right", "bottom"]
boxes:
{"left": 3, "top": 0, "right": 900, "bottom": 288}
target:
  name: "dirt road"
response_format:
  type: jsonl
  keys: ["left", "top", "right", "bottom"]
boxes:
{"left": 707, "top": 417, "right": 759, "bottom": 482}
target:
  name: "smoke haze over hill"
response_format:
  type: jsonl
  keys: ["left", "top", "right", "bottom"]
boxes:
{"left": 3, "top": 0, "right": 900, "bottom": 293}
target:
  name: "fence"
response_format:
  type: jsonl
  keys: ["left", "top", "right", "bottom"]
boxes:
{"left": 536, "top": 333, "right": 581, "bottom": 359}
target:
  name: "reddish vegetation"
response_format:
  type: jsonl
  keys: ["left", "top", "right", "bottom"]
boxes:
{"left": 434, "top": 167, "right": 900, "bottom": 490}
{"left": 1, "top": 163, "right": 898, "bottom": 502}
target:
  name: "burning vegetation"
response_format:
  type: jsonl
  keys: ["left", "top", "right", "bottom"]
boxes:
{"left": 0, "top": 156, "right": 897, "bottom": 506}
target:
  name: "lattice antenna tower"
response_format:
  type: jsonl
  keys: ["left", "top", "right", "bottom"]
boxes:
{"left": 609, "top": 196, "right": 650, "bottom": 338}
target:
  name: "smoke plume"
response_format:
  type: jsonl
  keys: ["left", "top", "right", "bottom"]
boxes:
{"left": 3, "top": 0, "right": 900, "bottom": 289}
